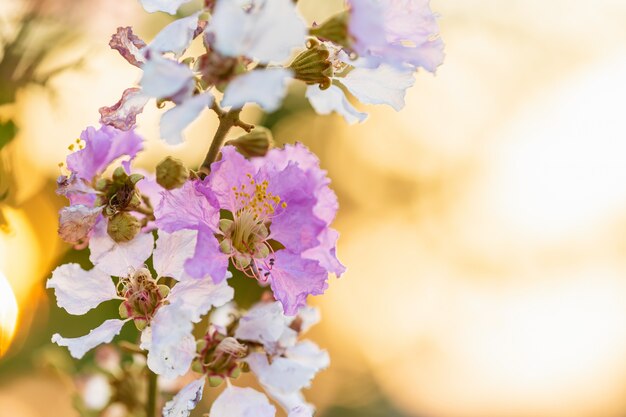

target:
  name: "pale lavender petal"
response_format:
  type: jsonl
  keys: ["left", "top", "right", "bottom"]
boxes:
{"left": 341, "top": 64, "right": 415, "bottom": 111}
{"left": 89, "top": 219, "right": 155, "bottom": 277}
{"left": 58, "top": 205, "right": 102, "bottom": 244}
{"left": 269, "top": 251, "right": 328, "bottom": 315}
{"left": 207, "top": 146, "right": 256, "bottom": 212}
{"left": 52, "top": 319, "right": 126, "bottom": 359}
{"left": 56, "top": 173, "right": 96, "bottom": 206}
{"left": 209, "top": 386, "right": 275, "bottom": 417}
{"left": 155, "top": 180, "right": 219, "bottom": 232}
{"left": 167, "top": 275, "right": 234, "bottom": 322}
{"left": 234, "top": 301, "right": 289, "bottom": 347}
{"left": 208, "top": 0, "right": 306, "bottom": 63}
{"left": 146, "top": 304, "right": 196, "bottom": 378}
{"left": 134, "top": 172, "right": 165, "bottom": 227}
{"left": 302, "top": 228, "right": 346, "bottom": 277}
{"left": 222, "top": 69, "right": 292, "bottom": 112}
{"left": 162, "top": 377, "right": 206, "bottom": 417}
{"left": 99, "top": 88, "right": 150, "bottom": 131}
{"left": 46, "top": 263, "right": 117, "bottom": 315}
{"left": 140, "top": 53, "right": 194, "bottom": 99}
{"left": 148, "top": 12, "right": 201, "bottom": 57}
{"left": 305, "top": 85, "right": 368, "bottom": 124}
{"left": 109, "top": 26, "right": 146, "bottom": 68}
{"left": 292, "top": 306, "right": 320, "bottom": 335}
{"left": 66, "top": 125, "right": 144, "bottom": 181}
{"left": 160, "top": 92, "right": 214, "bottom": 145}
{"left": 139, "top": 0, "right": 192, "bottom": 14}
{"left": 184, "top": 227, "right": 229, "bottom": 282}
{"left": 153, "top": 230, "right": 197, "bottom": 280}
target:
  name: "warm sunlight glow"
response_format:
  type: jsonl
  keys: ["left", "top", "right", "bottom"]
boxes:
{"left": 0, "top": 271, "right": 18, "bottom": 357}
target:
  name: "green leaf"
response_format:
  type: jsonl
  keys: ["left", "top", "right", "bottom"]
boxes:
{"left": 0, "top": 120, "right": 17, "bottom": 150}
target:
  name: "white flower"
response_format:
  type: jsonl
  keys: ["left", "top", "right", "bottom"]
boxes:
{"left": 140, "top": 53, "right": 195, "bottom": 100}
{"left": 162, "top": 377, "right": 206, "bottom": 417}
{"left": 222, "top": 68, "right": 292, "bottom": 112}
{"left": 340, "top": 64, "right": 415, "bottom": 111}
{"left": 147, "top": 12, "right": 202, "bottom": 58}
{"left": 161, "top": 92, "right": 214, "bottom": 145}
{"left": 208, "top": 0, "right": 306, "bottom": 64}
{"left": 306, "top": 84, "right": 367, "bottom": 125}
{"left": 52, "top": 319, "right": 127, "bottom": 359}
{"left": 209, "top": 386, "right": 276, "bottom": 417}
{"left": 139, "top": 0, "right": 192, "bottom": 15}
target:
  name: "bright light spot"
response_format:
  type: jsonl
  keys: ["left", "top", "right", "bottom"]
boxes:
{"left": 0, "top": 271, "right": 18, "bottom": 357}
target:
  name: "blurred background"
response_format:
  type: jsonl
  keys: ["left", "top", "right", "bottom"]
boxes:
{"left": 2, "top": 0, "right": 626, "bottom": 416}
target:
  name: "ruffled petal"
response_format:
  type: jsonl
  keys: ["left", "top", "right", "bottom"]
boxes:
{"left": 341, "top": 64, "right": 415, "bottom": 111}
{"left": 140, "top": 53, "right": 195, "bottom": 99}
{"left": 109, "top": 26, "right": 146, "bottom": 68}
{"left": 222, "top": 69, "right": 292, "bottom": 112}
{"left": 89, "top": 219, "right": 155, "bottom": 277}
{"left": 148, "top": 12, "right": 201, "bottom": 57}
{"left": 234, "top": 301, "right": 290, "bottom": 348}
{"left": 99, "top": 88, "right": 150, "bottom": 131}
{"left": 139, "top": 0, "right": 192, "bottom": 14}
{"left": 160, "top": 92, "right": 214, "bottom": 145}
{"left": 184, "top": 226, "right": 229, "bottom": 282}
{"left": 162, "top": 377, "right": 206, "bottom": 417}
{"left": 268, "top": 251, "right": 328, "bottom": 315}
{"left": 302, "top": 228, "right": 346, "bottom": 277}
{"left": 52, "top": 319, "right": 126, "bottom": 359}
{"left": 305, "top": 85, "right": 368, "bottom": 124}
{"left": 153, "top": 230, "right": 198, "bottom": 280}
{"left": 66, "top": 125, "right": 144, "bottom": 181}
{"left": 155, "top": 180, "right": 219, "bottom": 232}
{"left": 207, "top": 146, "right": 257, "bottom": 211}
{"left": 209, "top": 386, "right": 275, "bottom": 417}
{"left": 47, "top": 263, "right": 117, "bottom": 315}
{"left": 58, "top": 205, "right": 102, "bottom": 245}
{"left": 208, "top": 0, "right": 306, "bottom": 63}
{"left": 167, "top": 275, "right": 234, "bottom": 322}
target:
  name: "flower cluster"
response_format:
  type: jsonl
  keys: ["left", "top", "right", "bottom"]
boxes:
{"left": 48, "top": 0, "right": 444, "bottom": 416}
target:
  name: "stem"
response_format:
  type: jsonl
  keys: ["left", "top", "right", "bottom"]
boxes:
{"left": 146, "top": 369, "right": 158, "bottom": 417}
{"left": 200, "top": 105, "right": 254, "bottom": 174}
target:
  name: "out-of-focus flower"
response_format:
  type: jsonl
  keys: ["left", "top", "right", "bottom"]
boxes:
{"left": 209, "top": 386, "right": 276, "bottom": 417}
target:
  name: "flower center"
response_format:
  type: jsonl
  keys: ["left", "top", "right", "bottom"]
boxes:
{"left": 118, "top": 268, "right": 169, "bottom": 330}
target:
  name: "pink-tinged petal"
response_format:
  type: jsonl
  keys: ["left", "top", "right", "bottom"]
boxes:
{"left": 208, "top": 0, "right": 306, "bottom": 63}
{"left": 58, "top": 205, "right": 102, "bottom": 245}
{"left": 305, "top": 85, "right": 368, "bottom": 124}
{"left": 66, "top": 125, "right": 144, "bottom": 181}
{"left": 140, "top": 53, "right": 195, "bottom": 99}
{"left": 221, "top": 68, "right": 292, "bottom": 112}
{"left": 56, "top": 174, "right": 96, "bottom": 206}
{"left": 341, "top": 64, "right": 415, "bottom": 111}
{"left": 160, "top": 92, "right": 214, "bottom": 145}
{"left": 183, "top": 227, "right": 229, "bottom": 282}
{"left": 162, "top": 377, "right": 205, "bottom": 417}
{"left": 155, "top": 181, "right": 219, "bottom": 232}
{"left": 167, "top": 275, "right": 234, "bottom": 322}
{"left": 139, "top": 0, "right": 192, "bottom": 14}
{"left": 209, "top": 386, "right": 275, "bottom": 417}
{"left": 269, "top": 251, "right": 328, "bottom": 315}
{"left": 46, "top": 263, "right": 117, "bottom": 315}
{"left": 234, "top": 301, "right": 290, "bottom": 348}
{"left": 89, "top": 219, "right": 154, "bottom": 277}
{"left": 148, "top": 12, "right": 201, "bottom": 57}
{"left": 207, "top": 146, "right": 257, "bottom": 211}
{"left": 302, "top": 228, "right": 346, "bottom": 277}
{"left": 99, "top": 88, "right": 150, "bottom": 131}
{"left": 109, "top": 26, "right": 146, "bottom": 68}
{"left": 52, "top": 319, "right": 126, "bottom": 359}
{"left": 135, "top": 172, "right": 164, "bottom": 231}
{"left": 146, "top": 304, "right": 196, "bottom": 378}
{"left": 153, "top": 230, "right": 197, "bottom": 280}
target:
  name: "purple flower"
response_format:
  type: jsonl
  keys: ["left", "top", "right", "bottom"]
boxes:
{"left": 348, "top": 0, "right": 445, "bottom": 72}
{"left": 155, "top": 145, "right": 344, "bottom": 314}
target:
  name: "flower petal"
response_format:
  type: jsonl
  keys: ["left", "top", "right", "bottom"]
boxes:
{"left": 184, "top": 226, "right": 229, "bottom": 282}
{"left": 52, "top": 319, "right": 126, "bottom": 359}
{"left": 66, "top": 125, "right": 144, "bottom": 181}
{"left": 109, "top": 26, "right": 146, "bottom": 68}
{"left": 208, "top": 0, "right": 306, "bottom": 63}
{"left": 138, "top": 0, "right": 192, "bottom": 14}
{"left": 162, "top": 377, "right": 206, "bottom": 417}
{"left": 207, "top": 146, "right": 257, "bottom": 211}
{"left": 234, "top": 301, "right": 290, "bottom": 348}
{"left": 209, "top": 386, "right": 275, "bottom": 417}
{"left": 269, "top": 251, "right": 328, "bottom": 315}
{"left": 89, "top": 219, "right": 155, "bottom": 277}
{"left": 155, "top": 180, "right": 219, "bottom": 232}
{"left": 148, "top": 12, "right": 201, "bottom": 57}
{"left": 341, "top": 64, "right": 415, "bottom": 111}
{"left": 305, "top": 85, "right": 368, "bottom": 124}
{"left": 46, "top": 263, "right": 117, "bottom": 315}
{"left": 167, "top": 275, "right": 234, "bottom": 322}
{"left": 302, "top": 228, "right": 346, "bottom": 277}
{"left": 222, "top": 68, "right": 292, "bottom": 112}
{"left": 140, "top": 53, "right": 195, "bottom": 99}
{"left": 58, "top": 205, "right": 102, "bottom": 245}
{"left": 99, "top": 88, "right": 150, "bottom": 131}
{"left": 160, "top": 92, "right": 214, "bottom": 145}
{"left": 153, "top": 230, "right": 197, "bottom": 280}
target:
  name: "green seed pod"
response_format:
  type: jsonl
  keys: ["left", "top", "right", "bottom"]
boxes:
{"left": 225, "top": 127, "right": 274, "bottom": 158}
{"left": 289, "top": 39, "right": 333, "bottom": 89}
{"left": 156, "top": 156, "right": 189, "bottom": 190}
{"left": 309, "top": 12, "right": 350, "bottom": 48}
{"left": 107, "top": 212, "right": 141, "bottom": 243}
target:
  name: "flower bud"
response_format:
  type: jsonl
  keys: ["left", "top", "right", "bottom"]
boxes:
{"left": 225, "top": 127, "right": 273, "bottom": 158}
{"left": 309, "top": 12, "right": 349, "bottom": 48}
{"left": 112, "top": 166, "right": 128, "bottom": 182}
{"left": 289, "top": 39, "right": 333, "bottom": 89}
{"left": 156, "top": 156, "right": 189, "bottom": 190}
{"left": 107, "top": 212, "right": 141, "bottom": 243}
